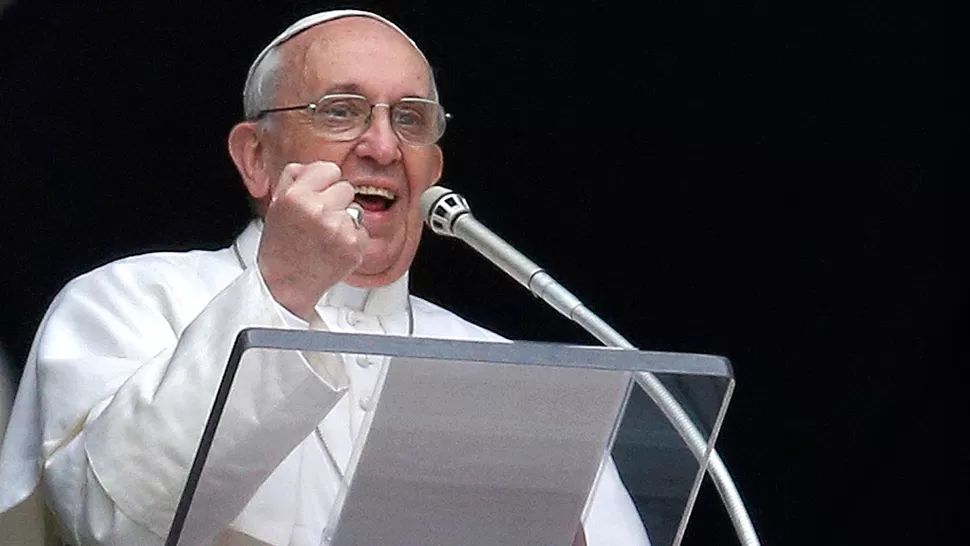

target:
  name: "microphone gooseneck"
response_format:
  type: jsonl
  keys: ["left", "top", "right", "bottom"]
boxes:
{"left": 421, "top": 186, "right": 582, "bottom": 322}
{"left": 420, "top": 186, "right": 761, "bottom": 546}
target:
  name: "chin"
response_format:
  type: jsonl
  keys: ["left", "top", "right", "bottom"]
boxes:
{"left": 347, "top": 255, "right": 406, "bottom": 288}
{"left": 350, "top": 233, "right": 419, "bottom": 287}
{"left": 346, "top": 270, "right": 399, "bottom": 289}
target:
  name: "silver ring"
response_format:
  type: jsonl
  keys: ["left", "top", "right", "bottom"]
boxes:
{"left": 346, "top": 204, "right": 363, "bottom": 229}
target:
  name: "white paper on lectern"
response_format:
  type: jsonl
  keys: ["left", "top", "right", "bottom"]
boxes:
{"left": 322, "top": 354, "right": 633, "bottom": 546}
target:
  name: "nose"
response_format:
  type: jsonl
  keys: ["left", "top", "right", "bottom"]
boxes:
{"left": 353, "top": 106, "right": 402, "bottom": 165}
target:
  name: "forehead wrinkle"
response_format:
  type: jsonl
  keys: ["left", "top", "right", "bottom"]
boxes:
{"left": 283, "top": 19, "right": 432, "bottom": 102}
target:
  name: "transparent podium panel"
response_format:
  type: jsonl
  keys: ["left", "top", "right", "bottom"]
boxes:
{"left": 166, "top": 329, "right": 733, "bottom": 546}
{"left": 614, "top": 367, "right": 735, "bottom": 546}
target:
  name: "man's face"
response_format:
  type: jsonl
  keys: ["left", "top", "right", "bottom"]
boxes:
{"left": 257, "top": 17, "right": 443, "bottom": 288}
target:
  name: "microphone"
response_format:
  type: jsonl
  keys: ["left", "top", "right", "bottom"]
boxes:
{"left": 420, "top": 186, "right": 762, "bottom": 546}
{"left": 420, "top": 186, "right": 586, "bottom": 325}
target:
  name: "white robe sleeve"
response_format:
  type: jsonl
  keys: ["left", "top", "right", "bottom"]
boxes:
{"left": 29, "top": 256, "right": 347, "bottom": 545}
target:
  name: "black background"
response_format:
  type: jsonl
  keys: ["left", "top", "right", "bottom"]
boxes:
{"left": 0, "top": 1, "right": 961, "bottom": 544}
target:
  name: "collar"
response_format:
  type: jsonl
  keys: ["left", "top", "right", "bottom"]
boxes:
{"left": 233, "top": 219, "right": 410, "bottom": 316}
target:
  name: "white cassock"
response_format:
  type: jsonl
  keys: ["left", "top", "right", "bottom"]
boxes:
{"left": 0, "top": 220, "right": 650, "bottom": 546}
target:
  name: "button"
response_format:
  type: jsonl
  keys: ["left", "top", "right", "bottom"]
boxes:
{"left": 346, "top": 310, "right": 360, "bottom": 326}
{"left": 359, "top": 396, "right": 375, "bottom": 411}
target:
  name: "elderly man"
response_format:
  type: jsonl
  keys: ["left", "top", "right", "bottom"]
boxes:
{"left": 0, "top": 10, "right": 649, "bottom": 546}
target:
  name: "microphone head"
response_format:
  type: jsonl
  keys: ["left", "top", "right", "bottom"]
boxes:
{"left": 420, "top": 186, "right": 471, "bottom": 237}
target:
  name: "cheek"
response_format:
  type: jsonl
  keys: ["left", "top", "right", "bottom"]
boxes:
{"left": 271, "top": 128, "right": 355, "bottom": 167}
{"left": 403, "top": 152, "right": 441, "bottom": 195}
{"left": 399, "top": 215, "right": 425, "bottom": 266}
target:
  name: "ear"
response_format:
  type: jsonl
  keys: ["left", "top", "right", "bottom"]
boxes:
{"left": 228, "top": 122, "right": 272, "bottom": 202}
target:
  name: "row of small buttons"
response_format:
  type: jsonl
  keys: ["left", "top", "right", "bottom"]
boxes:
{"left": 337, "top": 308, "right": 393, "bottom": 412}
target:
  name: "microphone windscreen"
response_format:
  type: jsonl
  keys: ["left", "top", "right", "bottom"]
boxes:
{"left": 420, "top": 186, "right": 453, "bottom": 222}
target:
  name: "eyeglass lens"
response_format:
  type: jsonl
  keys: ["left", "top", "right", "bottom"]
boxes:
{"left": 313, "top": 95, "right": 444, "bottom": 144}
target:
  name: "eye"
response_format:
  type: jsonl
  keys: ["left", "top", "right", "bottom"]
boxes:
{"left": 324, "top": 104, "right": 353, "bottom": 118}
{"left": 393, "top": 104, "right": 427, "bottom": 127}
{"left": 317, "top": 97, "right": 367, "bottom": 124}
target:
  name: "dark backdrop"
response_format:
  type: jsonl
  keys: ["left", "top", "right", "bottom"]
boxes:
{"left": 0, "top": 1, "right": 960, "bottom": 544}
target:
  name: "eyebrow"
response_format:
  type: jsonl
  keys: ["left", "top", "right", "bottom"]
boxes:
{"left": 324, "top": 83, "right": 365, "bottom": 95}
{"left": 320, "top": 82, "right": 430, "bottom": 101}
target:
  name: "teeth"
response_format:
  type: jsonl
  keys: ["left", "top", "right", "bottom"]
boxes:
{"left": 355, "top": 185, "right": 396, "bottom": 200}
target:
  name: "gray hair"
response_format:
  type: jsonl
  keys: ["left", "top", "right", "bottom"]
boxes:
{"left": 242, "top": 10, "right": 440, "bottom": 122}
{"left": 243, "top": 46, "right": 285, "bottom": 122}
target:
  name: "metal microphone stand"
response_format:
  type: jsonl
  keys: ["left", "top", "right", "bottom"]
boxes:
{"left": 423, "top": 187, "right": 761, "bottom": 546}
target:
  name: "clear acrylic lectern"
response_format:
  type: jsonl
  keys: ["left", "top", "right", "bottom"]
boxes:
{"left": 166, "top": 328, "right": 733, "bottom": 546}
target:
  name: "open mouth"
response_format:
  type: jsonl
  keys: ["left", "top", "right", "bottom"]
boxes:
{"left": 354, "top": 185, "right": 397, "bottom": 212}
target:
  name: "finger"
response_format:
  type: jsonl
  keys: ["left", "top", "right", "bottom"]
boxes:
{"left": 319, "top": 205, "right": 368, "bottom": 250}
{"left": 272, "top": 162, "right": 310, "bottom": 200}
{"left": 316, "top": 182, "right": 360, "bottom": 235}
{"left": 273, "top": 161, "right": 343, "bottom": 204}
{"left": 289, "top": 161, "right": 343, "bottom": 193}
{"left": 317, "top": 180, "right": 356, "bottom": 212}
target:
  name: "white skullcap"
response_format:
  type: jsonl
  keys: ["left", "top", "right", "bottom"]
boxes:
{"left": 242, "top": 9, "right": 430, "bottom": 105}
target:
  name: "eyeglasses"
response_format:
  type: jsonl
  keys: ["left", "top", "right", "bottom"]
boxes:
{"left": 254, "top": 93, "right": 450, "bottom": 146}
